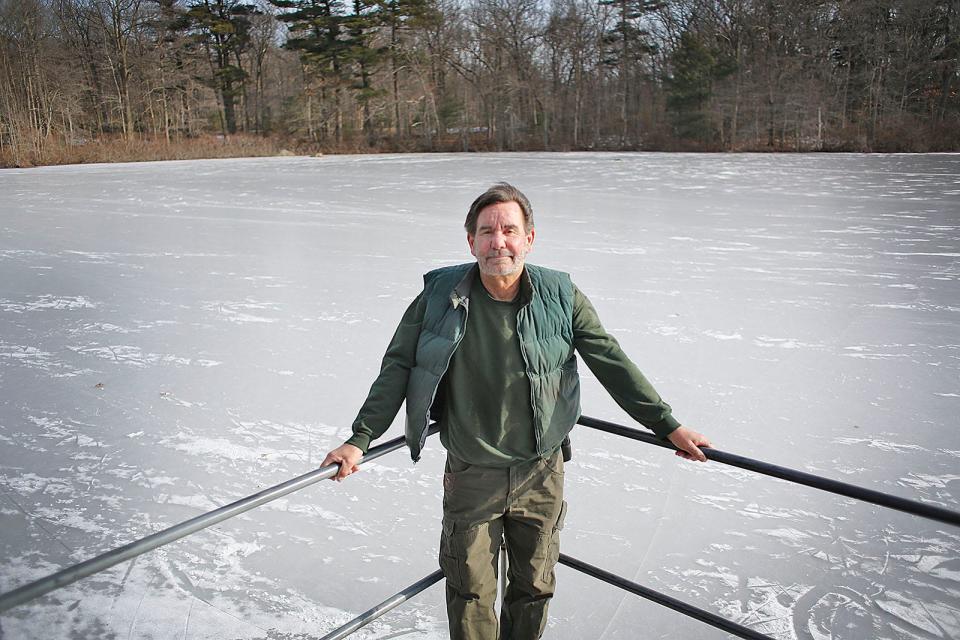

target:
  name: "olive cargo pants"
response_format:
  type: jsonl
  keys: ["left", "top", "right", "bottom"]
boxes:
{"left": 439, "top": 450, "right": 567, "bottom": 640}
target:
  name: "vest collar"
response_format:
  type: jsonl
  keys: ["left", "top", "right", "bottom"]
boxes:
{"left": 450, "top": 263, "right": 477, "bottom": 310}
{"left": 518, "top": 265, "right": 534, "bottom": 305}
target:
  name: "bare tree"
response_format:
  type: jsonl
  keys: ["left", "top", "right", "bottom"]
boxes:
{"left": 3, "top": 0, "right": 959, "bottom": 165}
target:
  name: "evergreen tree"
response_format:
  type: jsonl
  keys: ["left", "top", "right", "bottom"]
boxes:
{"left": 666, "top": 28, "right": 732, "bottom": 145}
{"left": 374, "top": 0, "right": 433, "bottom": 137}
{"left": 599, "top": 0, "right": 662, "bottom": 147}
{"left": 185, "top": 0, "right": 259, "bottom": 135}
{"left": 344, "top": 0, "right": 383, "bottom": 139}
{"left": 271, "top": 0, "right": 363, "bottom": 142}
{"left": 272, "top": 0, "right": 349, "bottom": 78}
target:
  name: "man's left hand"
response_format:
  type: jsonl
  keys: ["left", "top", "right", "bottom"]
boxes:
{"left": 667, "top": 426, "right": 712, "bottom": 462}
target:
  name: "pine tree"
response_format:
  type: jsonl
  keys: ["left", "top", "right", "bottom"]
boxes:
{"left": 598, "top": 0, "right": 663, "bottom": 147}
{"left": 344, "top": 0, "right": 383, "bottom": 140}
{"left": 666, "top": 28, "right": 732, "bottom": 146}
{"left": 271, "top": 0, "right": 363, "bottom": 142}
{"left": 374, "top": 0, "right": 433, "bottom": 138}
{"left": 185, "top": 0, "right": 259, "bottom": 135}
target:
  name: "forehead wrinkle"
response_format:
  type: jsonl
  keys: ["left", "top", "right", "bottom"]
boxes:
{"left": 478, "top": 223, "right": 518, "bottom": 232}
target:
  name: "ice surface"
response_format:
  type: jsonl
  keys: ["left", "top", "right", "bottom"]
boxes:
{"left": 1, "top": 152, "right": 959, "bottom": 639}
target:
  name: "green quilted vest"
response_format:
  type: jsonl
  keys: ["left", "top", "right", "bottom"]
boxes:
{"left": 404, "top": 262, "right": 580, "bottom": 461}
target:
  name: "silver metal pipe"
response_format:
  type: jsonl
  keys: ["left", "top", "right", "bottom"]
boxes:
{"left": 0, "top": 429, "right": 437, "bottom": 614}
{"left": 318, "top": 569, "right": 444, "bottom": 640}
{"left": 559, "top": 553, "right": 775, "bottom": 640}
{"left": 498, "top": 541, "right": 508, "bottom": 613}
{"left": 578, "top": 415, "right": 960, "bottom": 528}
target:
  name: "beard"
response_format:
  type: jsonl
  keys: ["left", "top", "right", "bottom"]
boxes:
{"left": 478, "top": 249, "right": 527, "bottom": 277}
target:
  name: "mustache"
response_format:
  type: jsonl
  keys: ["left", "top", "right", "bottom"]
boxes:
{"left": 484, "top": 250, "right": 515, "bottom": 258}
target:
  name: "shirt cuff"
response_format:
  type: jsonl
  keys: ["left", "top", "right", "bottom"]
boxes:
{"left": 650, "top": 414, "right": 681, "bottom": 439}
{"left": 345, "top": 433, "right": 371, "bottom": 454}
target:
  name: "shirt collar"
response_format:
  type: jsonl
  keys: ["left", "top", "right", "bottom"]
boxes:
{"left": 451, "top": 262, "right": 533, "bottom": 308}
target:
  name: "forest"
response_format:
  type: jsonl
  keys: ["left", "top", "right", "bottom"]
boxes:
{"left": 1, "top": 0, "right": 958, "bottom": 167}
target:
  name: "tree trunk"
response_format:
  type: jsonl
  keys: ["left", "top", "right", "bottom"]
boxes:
{"left": 335, "top": 86, "right": 343, "bottom": 145}
{"left": 391, "top": 21, "right": 402, "bottom": 139}
{"left": 731, "top": 45, "right": 741, "bottom": 150}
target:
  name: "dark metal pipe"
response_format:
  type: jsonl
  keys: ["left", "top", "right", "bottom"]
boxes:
{"left": 318, "top": 570, "right": 444, "bottom": 640}
{"left": 577, "top": 415, "right": 960, "bottom": 528}
{"left": 559, "top": 554, "right": 775, "bottom": 640}
{"left": 0, "top": 429, "right": 437, "bottom": 614}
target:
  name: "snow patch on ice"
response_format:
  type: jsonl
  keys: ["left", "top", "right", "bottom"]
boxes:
{"left": 703, "top": 330, "right": 743, "bottom": 341}
{"left": 0, "top": 295, "right": 97, "bottom": 312}
{"left": 754, "top": 336, "right": 821, "bottom": 349}
{"left": 898, "top": 473, "right": 960, "bottom": 490}
{"left": 0, "top": 343, "right": 55, "bottom": 367}
{"left": 68, "top": 344, "right": 219, "bottom": 368}
{"left": 204, "top": 299, "right": 282, "bottom": 324}
{"left": 833, "top": 436, "right": 926, "bottom": 453}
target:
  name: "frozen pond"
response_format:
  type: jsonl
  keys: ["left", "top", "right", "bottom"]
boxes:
{"left": 1, "top": 152, "right": 959, "bottom": 639}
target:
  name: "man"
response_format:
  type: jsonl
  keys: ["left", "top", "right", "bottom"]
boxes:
{"left": 322, "top": 183, "right": 711, "bottom": 640}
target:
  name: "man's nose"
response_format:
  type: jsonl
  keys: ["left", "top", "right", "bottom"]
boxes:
{"left": 490, "top": 231, "right": 506, "bottom": 249}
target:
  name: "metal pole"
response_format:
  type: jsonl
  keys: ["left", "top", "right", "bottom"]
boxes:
{"left": 0, "top": 428, "right": 438, "bottom": 614}
{"left": 559, "top": 554, "right": 775, "bottom": 640}
{"left": 318, "top": 570, "right": 444, "bottom": 640}
{"left": 577, "top": 415, "right": 960, "bottom": 528}
{"left": 498, "top": 541, "right": 508, "bottom": 614}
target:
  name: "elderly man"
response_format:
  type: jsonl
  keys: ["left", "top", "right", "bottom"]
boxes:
{"left": 322, "top": 183, "right": 711, "bottom": 640}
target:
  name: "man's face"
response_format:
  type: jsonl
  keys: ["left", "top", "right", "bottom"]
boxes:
{"left": 467, "top": 201, "right": 535, "bottom": 277}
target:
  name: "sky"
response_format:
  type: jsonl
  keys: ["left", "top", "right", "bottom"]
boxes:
{"left": 1, "top": 152, "right": 958, "bottom": 640}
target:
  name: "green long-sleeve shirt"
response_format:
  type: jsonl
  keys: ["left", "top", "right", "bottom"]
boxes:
{"left": 345, "top": 275, "right": 680, "bottom": 459}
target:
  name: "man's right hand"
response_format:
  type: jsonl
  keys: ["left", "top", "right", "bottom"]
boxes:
{"left": 322, "top": 443, "right": 363, "bottom": 481}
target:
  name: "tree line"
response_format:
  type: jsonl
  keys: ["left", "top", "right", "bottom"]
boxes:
{"left": 1, "top": 0, "right": 958, "bottom": 166}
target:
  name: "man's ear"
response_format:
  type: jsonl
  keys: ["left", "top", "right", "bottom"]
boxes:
{"left": 467, "top": 232, "right": 476, "bottom": 256}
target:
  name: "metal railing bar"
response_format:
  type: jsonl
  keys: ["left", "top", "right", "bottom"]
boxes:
{"left": 577, "top": 415, "right": 960, "bottom": 528}
{"left": 0, "top": 428, "right": 438, "bottom": 615}
{"left": 318, "top": 569, "right": 444, "bottom": 640}
{"left": 559, "top": 553, "right": 775, "bottom": 640}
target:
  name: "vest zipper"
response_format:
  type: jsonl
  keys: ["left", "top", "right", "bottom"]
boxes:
{"left": 422, "top": 298, "right": 469, "bottom": 454}
{"left": 516, "top": 306, "right": 542, "bottom": 457}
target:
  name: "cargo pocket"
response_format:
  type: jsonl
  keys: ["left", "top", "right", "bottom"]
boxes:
{"left": 440, "top": 519, "right": 499, "bottom": 598}
{"left": 542, "top": 500, "right": 567, "bottom": 583}
{"left": 439, "top": 519, "right": 463, "bottom": 593}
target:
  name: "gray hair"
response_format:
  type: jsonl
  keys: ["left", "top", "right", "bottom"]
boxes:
{"left": 464, "top": 182, "right": 534, "bottom": 235}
